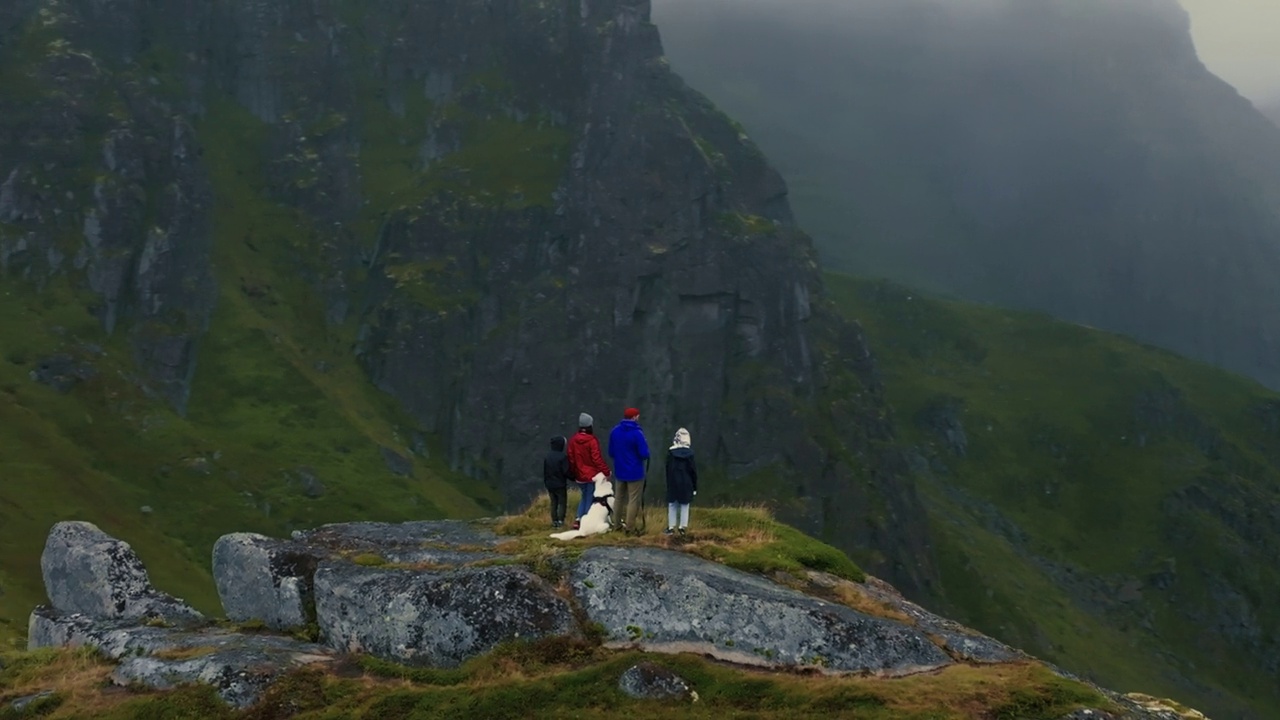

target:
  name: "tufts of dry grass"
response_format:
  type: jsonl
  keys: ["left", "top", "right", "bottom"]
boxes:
{"left": 493, "top": 498, "right": 865, "bottom": 584}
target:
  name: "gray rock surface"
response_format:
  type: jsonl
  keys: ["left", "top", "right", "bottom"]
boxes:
{"left": 40, "top": 521, "right": 202, "bottom": 625}
{"left": 572, "top": 547, "right": 951, "bottom": 674}
{"left": 618, "top": 662, "right": 695, "bottom": 701}
{"left": 314, "top": 563, "right": 575, "bottom": 667}
{"left": 9, "top": 691, "right": 57, "bottom": 713}
{"left": 111, "top": 643, "right": 331, "bottom": 709}
{"left": 296, "top": 520, "right": 500, "bottom": 565}
{"left": 28, "top": 606, "right": 332, "bottom": 708}
{"left": 211, "top": 521, "right": 500, "bottom": 631}
{"left": 812, "top": 574, "right": 1023, "bottom": 664}
{"left": 212, "top": 533, "right": 318, "bottom": 631}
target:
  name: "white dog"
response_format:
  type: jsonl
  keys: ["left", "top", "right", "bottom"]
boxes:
{"left": 550, "top": 474, "right": 614, "bottom": 540}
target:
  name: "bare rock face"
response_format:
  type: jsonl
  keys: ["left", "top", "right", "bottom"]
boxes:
{"left": 313, "top": 563, "right": 576, "bottom": 667}
{"left": 39, "top": 521, "right": 202, "bottom": 626}
{"left": 211, "top": 521, "right": 501, "bottom": 631}
{"left": 572, "top": 546, "right": 950, "bottom": 674}
{"left": 212, "top": 533, "right": 319, "bottom": 631}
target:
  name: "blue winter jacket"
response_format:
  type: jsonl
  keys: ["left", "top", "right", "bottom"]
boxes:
{"left": 608, "top": 419, "right": 650, "bottom": 481}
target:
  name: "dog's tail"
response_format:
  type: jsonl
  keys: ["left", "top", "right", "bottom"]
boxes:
{"left": 550, "top": 530, "right": 583, "bottom": 541}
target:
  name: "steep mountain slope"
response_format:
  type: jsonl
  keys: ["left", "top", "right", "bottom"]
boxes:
{"left": 827, "top": 273, "right": 1280, "bottom": 720}
{"left": 0, "top": 0, "right": 927, "bottom": 648}
{"left": 654, "top": 0, "right": 1280, "bottom": 390}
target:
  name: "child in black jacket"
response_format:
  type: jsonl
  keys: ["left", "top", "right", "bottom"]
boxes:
{"left": 543, "top": 436, "right": 572, "bottom": 527}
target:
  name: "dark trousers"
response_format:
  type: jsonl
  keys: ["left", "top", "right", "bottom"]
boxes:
{"left": 546, "top": 486, "right": 567, "bottom": 523}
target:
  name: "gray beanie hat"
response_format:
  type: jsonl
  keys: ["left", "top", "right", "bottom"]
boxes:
{"left": 579, "top": 412, "right": 593, "bottom": 428}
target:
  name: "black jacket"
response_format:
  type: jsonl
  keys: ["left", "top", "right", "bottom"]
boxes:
{"left": 664, "top": 447, "right": 698, "bottom": 504}
{"left": 543, "top": 436, "right": 572, "bottom": 490}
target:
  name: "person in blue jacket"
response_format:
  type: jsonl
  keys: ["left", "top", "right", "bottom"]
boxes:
{"left": 608, "top": 407, "right": 650, "bottom": 534}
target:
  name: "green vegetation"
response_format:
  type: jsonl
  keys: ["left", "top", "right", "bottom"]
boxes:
{"left": 495, "top": 499, "right": 864, "bottom": 584}
{"left": 0, "top": 645, "right": 1111, "bottom": 720}
{"left": 826, "top": 273, "right": 1280, "bottom": 718}
{"left": 0, "top": 90, "right": 501, "bottom": 651}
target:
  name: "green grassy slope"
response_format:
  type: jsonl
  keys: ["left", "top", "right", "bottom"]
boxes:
{"left": 827, "top": 273, "right": 1280, "bottom": 718}
{"left": 0, "top": 101, "right": 502, "bottom": 650}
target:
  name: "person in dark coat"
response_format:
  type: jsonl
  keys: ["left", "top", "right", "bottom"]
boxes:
{"left": 543, "top": 435, "right": 572, "bottom": 527}
{"left": 664, "top": 427, "right": 698, "bottom": 535}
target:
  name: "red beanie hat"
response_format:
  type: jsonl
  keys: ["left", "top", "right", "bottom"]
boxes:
{"left": 623, "top": 407, "right": 640, "bottom": 419}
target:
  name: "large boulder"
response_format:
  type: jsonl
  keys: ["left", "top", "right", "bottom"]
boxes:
{"left": 572, "top": 546, "right": 951, "bottom": 674}
{"left": 28, "top": 606, "right": 332, "bottom": 708}
{"left": 212, "top": 534, "right": 319, "bottom": 631}
{"left": 212, "top": 521, "right": 500, "bottom": 631}
{"left": 314, "top": 563, "right": 575, "bottom": 666}
{"left": 40, "top": 521, "right": 202, "bottom": 625}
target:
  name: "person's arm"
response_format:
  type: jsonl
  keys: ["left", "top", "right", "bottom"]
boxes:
{"left": 590, "top": 437, "right": 610, "bottom": 477}
{"left": 690, "top": 457, "right": 698, "bottom": 495}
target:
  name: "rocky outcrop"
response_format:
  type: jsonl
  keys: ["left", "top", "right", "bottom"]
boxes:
{"left": 618, "top": 662, "right": 697, "bottom": 701}
{"left": 314, "top": 563, "right": 576, "bottom": 667}
{"left": 25, "top": 519, "right": 1210, "bottom": 717}
{"left": 29, "top": 606, "right": 332, "bottom": 708}
{"left": 212, "top": 521, "right": 500, "bottom": 631}
{"left": 39, "top": 521, "right": 202, "bottom": 626}
{"left": 212, "top": 534, "right": 319, "bottom": 631}
{"left": 572, "top": 546, "right": 950, "bottom": 674}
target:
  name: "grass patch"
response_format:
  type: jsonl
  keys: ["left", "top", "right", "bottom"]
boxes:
{"left": 495, "top": 498, "right": 864, "bottom": 584}
{"left": 826, "top": 272, "right": 1280, "bottom": 718}
{"left": 1, "top": 647, "right": 1111, "bottom": 719}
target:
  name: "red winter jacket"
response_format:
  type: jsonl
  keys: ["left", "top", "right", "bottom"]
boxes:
{"left": 566, "top": 429, "right": 610, "bottom": 484}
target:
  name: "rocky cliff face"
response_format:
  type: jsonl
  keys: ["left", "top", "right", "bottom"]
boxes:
{"left": 0, "top": 0, "right": 931, "bottom": 593}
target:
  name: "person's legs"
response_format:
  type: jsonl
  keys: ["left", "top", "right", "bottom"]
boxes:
{"left": 679, "top": 503, "right": 690, "bottom": 529}
{"left": 624, "top": 481, "right": 643, "bottom": 530}
{"left": 667, "top": 503, "right": 678, "bottom": 532}
{"left": 575, "top": 482, "right": 594, "bottom": 525}
{"left": 613, "top": 481, "right": 630, "bottom": 528}
{"left": 551, "top": 487, "right": 567, "bottom": 525}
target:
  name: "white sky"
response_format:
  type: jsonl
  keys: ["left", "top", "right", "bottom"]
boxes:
{"left": 1180, "top": 0, "right": 1280, "bottom": 101}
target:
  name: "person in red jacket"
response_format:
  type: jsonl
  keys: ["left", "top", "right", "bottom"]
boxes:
{"left": 566, "top": 412, "right": 611, "bottom": 530}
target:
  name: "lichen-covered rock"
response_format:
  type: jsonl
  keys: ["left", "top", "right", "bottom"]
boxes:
{"left": 111, "top": 644, "right": 332, "bottom": 709}
{"left": 212, "top": 533, "right": 318, "bottom": 631}
{"left": 40, "top": 522, "right": 202, "bottom": 625}
{"left": 296, "top": 520, "right": 500, "bottom": 565}
{"left": 572, "top": 547, "right": 950, "bottom": 675}
{"left": 314, "top": 563, "right": 575, "bottom": 667}
{"left": 28, "top": 606, "right": 332, "bottom": 708}
{"left": 618, "top": 662, "right": 696, "bottom": 701}
{"left": 809, "top": 573, "right": 1023, "bottom": 664}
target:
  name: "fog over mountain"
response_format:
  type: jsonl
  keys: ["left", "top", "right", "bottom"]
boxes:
{"left": 654, "top": 0, "right": 1280, "bottom": 389}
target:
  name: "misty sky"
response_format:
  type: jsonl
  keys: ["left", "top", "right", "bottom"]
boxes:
{"left": 1180, "top": 0, "right": 1280, "bottom": 101}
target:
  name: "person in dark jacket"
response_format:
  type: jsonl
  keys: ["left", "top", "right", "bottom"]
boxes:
{"left": 608, "top": 407, "right": 650, "bottom": 533}
{"left": 543, "top": 436, "right": 572, "bottom": 527}
{"left": 664, "top": 427, "right": 698, "bottom": 535}
{"left": 566, "top": 413, "right": 611, "bottom": 530}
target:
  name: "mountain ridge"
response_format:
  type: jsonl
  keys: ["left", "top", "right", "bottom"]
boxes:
{"left": 654, "top": 0, "right": 1280, "bottom": 391}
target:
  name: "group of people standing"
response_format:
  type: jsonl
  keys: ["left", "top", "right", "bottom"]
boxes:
{"left": 542, "top": 408, "right": 699, "bottom": 535}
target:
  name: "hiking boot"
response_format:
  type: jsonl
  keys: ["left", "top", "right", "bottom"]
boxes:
{"left": 663, "top": 528, "right": 674, "bottom": 535}
{"left": 678, "top": 527, "right": 687, "bottom": 536}
{"left": 572, "top": 520, "right": 580, "bottom": 530}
